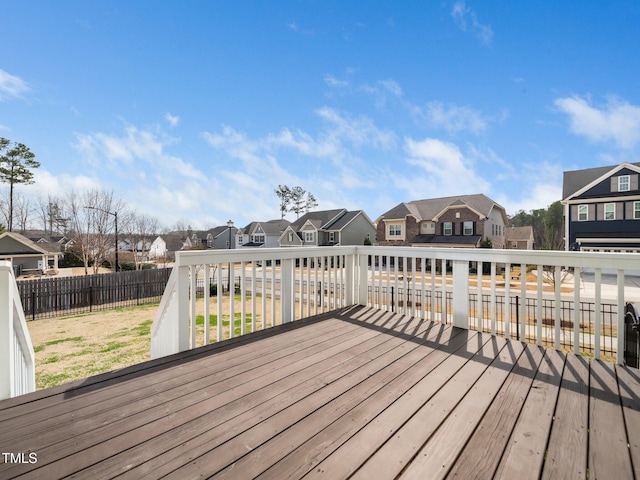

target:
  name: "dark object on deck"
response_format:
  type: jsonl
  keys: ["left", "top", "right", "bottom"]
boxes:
{"left": 625, "top": 302, "right": 640, "bottom": 368}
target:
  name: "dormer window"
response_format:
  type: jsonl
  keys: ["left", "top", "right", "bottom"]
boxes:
{"left": 619, "top": 175, "right": 630, "bottom": 192}
{"left": 304, "top": 232, "right": 314, "bottom": 243}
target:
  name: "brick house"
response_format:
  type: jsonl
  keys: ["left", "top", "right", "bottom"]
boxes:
{"left": 375, "top": 194, "right": 508, "bottom": 248}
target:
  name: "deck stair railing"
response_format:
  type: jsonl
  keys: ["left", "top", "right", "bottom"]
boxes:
{"left": 152, "top": 246, "right": 640, "bottom": 364}
{"left": 0, "top": 261, "right": 35, "bottom": 400}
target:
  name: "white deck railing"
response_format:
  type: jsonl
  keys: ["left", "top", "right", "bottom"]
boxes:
{"left": 151, "top": 246, "right": 640, "bottom": 364}
{"left": 0, "top": 261, "right": 35, "bottom": 399}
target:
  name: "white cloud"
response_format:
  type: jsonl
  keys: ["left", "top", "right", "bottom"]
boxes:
{"left": 403, "top": 137, "right": 490, "bottom": 195}
{"left": 0, "top": 69, "right": 30, "bottom": 100}
{"left": 165, "top": 113, "right": 180, "bottom": 128}
{"left": 315, "top": 107, "right": 397, "bottom": 149}
{"left": 451, "top": 1, "right": 493, "bottom": 45}
{"left": 324, "top": 74, "right": 349, "bottom": 88}
{"left": 423, "top": 101, "right": 488, "bottom": 134}
{"left": 378, "top": 79, "right": 403, "bottom": 97}
{"left": 555, "top": 95, "right": 640, "bottom": 149}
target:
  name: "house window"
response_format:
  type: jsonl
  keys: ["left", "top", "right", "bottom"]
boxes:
{"left": 619, "top": 175, "right": 630, "bottom": 192}
{"left": 304, "top": 232, "right": 314, "bottom": 243}
{"left": 634, "top": 202, "right": 640, "bottom": 219}
{"left": 389, "top": 224, "right": 402, "bottom": 236}
{"left": 577, "top": 205, "right": 588, "bottom": 221}
{"left": 328, "top": 232, "right": 335, "bottom": 243}
{"left": 443, "top": 222, "right": 453, "bottom": 236}
{"left": 463, "top": 221, "right": 473, "bottom": 236}
{"left": 604, "top": 203, "right": 615, "bottom": 220}
{"left": 287, "top": 232, "right": 293, "bottom": 242}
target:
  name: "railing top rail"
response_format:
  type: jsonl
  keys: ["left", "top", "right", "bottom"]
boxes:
{"left": 174, "top": 246, "right": 640, "bottom": 271}
{"left": 365, "top": 246, "right": 640, "bottom": 270}
{"left": 175, "top": 246, "right": 359, "bottom": 266}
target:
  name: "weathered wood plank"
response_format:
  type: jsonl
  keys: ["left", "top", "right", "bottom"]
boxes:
{"left": 161, "top": 318, "right": 443, "bottom": 479}
{"left": 616, "top": 364, "right": 640, "bottom": 478}
{"left": 303, "top": 329, "right": 491, "bottom": 480}
{"left": 106, "top": 313, "right": 433, "bottom": 479}
{"left": 351, "top": 335, "right": 508, "bottom": 480}
{"left": 446, "top": 342, "right": 545, "bottom": 478}
{"left": 1, "top": 315, "right": 373, "bottom": 478}
{"left": 494, "top": 348, "right": 566, "bottom": 479}
{"left": 398, "top": 339, "right": 526, "bottom": 480}
{"left": 541, "top": 353, "right": 589, "bottom": 479}
{"left": 589, "top": 360, "right": 633, "bottom": 479}
{"left": 252, "top": 328, "right": 476, "bottom": 479}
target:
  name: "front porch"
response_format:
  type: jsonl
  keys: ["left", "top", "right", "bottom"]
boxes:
{"left": 1, "top": 305, "right": 638, "bottom": 479}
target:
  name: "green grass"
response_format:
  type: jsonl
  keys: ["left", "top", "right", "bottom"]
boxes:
{"left": 99, "top": 342, "right": 128, "bottom": 353}
{"left": 195, "top": 313, "right": 257, "bottom": 338}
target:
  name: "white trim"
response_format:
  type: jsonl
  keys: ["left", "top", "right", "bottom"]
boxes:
{"left": 577, "top": 238, "right": 640, "bottom": 244}
{"left": 564, "top": 194, "right": 640, "bottom": 204}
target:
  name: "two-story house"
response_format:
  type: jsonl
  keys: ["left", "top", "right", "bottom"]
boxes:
{"left": 562, "top": 162, "right": 640, "bottom": 252}
{"left": 236, "top": 219, "right": 291, "bottom": 248}
{"left": 279, "top": 209, "right": 376, "bottom": 247}
{"left": 375, "top": 194, "right": 507, "bottom": 248}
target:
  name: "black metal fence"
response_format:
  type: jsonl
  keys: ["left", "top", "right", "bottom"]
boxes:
{"left": 368, "top": 285, "right": 618, "bottom": 360}
{"left": 17, "top": 268, "right": 172, "bottom": 320}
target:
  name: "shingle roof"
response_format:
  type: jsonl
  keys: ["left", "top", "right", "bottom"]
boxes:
{"left": 562, "top": 162, "right": 640, "bottom": 199}
{"left": 379, "top": 194, "right": 505, "bottom": 222}
{"left": 290, "top": 209, "right": 346, "bottom": 231}
{"left": 505, "top": 226, "right": 534, "bottom": 241}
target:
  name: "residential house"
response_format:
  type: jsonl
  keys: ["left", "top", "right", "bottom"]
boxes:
{"left": 279, "top": 209, "right": 376, "bottom": 247}
{"left": 505, "top": 226, "right": 535, "bottom": 250}
{"left": 562, "top": 161, "right": 640, "bottom": 252}
{"left": 376, "top": 194, "right": 508, "bottom": 248}
{"left": 236, "top": 219, "right": 291, "bottom": 248}
{"left": 149, "top": 233, "right": 190, "bottom": 262}
{"left": 190, "top": 225, "right": 239, "bottom": 250}
{"left": 0, "top": 231, "right": 61, "bottom": 275}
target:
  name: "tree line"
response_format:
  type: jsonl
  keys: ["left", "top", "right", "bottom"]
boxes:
{"left": 0, "top": 137, "right": 162, "bottom": 273}
{"left": 508, "top": 200, "right": 564, "bottom": 250}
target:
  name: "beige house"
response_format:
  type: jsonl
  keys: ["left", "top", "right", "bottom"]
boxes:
{"left": 505, "top": 226, "right": 535, "bottom": 250}
{"left": 0, "top": 232, "right": 61, "bottom": 275}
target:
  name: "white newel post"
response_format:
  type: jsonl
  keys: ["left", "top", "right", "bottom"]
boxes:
{"left": 0, "top": 261, "right": 35, "bottom": 399}
{"left": 452, "top": 259, "right": 469, "bottom": 329}
{"left": 358, "top": 252, "right": 369, "bottom": 306}
{"left": 0, "top": 262, "right": 14, "bottom": 399}
{"left": 281, "top": 258, "right": 294, "bottom": 323}
{"left": 176, "top": 264, "right": 190, "bottom": 352}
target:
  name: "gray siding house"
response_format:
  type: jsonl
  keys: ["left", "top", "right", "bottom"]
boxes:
{"left": 279, "top": 209, "right": 376, "bottom": 247}
{"left": 236, "top": 219, "right": 291, "bottom": 248}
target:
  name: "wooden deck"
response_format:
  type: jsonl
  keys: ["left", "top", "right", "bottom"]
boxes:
{"left": 1, "top": 306, "right": 639, "bottom": 479}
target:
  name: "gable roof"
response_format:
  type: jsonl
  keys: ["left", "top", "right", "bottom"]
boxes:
{"left": 378, "top": 194, "right": 507, "bottom": 223}
{"left": 0, "top": 232, "right": 61, "bottom": 256}
{"left": 289, "top": 209, "right": 346, "bottom": 231}
{"left": 562, "top": 162, "right": 640, "bottom": 200}
{"left": 505, "top": 226, "right": 534, "bottom": 241}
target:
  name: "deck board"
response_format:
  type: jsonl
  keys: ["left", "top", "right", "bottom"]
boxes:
{"left": 0, "top": 305, "right": 639, "bottom": 479}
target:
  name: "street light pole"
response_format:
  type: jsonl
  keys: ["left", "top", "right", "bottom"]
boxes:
{"left": 84, "top": 206, "right": 119, "bottom": 273}
{"left": 227, "top": 219, "right": 233, "bottom": 293}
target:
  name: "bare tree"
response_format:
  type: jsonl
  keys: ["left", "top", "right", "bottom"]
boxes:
{"left": 36, "top": 194, "right": 67, "bottom": 235}
{"left": 12, "top": 192, "right": 33, "bottom": 233}
{"left": 121, "top": 211, "right": 160, "bottom": 270}
{"left": 65, "top": 189, "right": 125, "bottom": 274}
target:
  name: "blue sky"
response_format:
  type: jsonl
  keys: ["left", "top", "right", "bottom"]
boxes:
{"left": 2, "top": 1, "right": 640, "bottom": 229}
